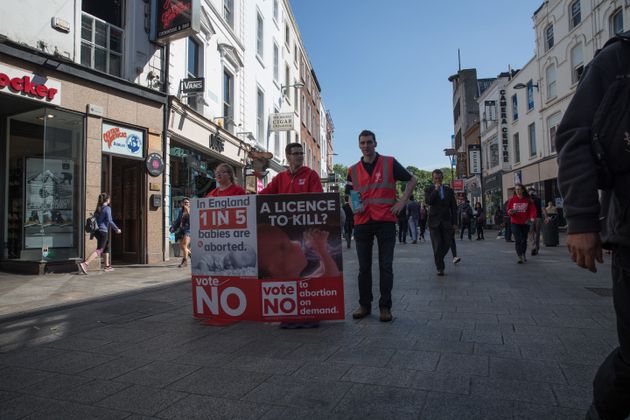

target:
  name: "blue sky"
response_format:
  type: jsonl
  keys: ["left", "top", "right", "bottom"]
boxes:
{"left": 290, "top": 0, "right": 542, "bottom": 170}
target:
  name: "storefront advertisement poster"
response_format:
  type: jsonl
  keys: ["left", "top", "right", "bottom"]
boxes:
{"left": 102, "top": 122, "right": 144, "bottom": 159}
{"left": 190, "top": 193, "right": 345, "bottom": 322}
{"left": 24, "top": 157, "right": 74, "bottom": 249}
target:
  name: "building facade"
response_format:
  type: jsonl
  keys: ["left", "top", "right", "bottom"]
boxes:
{"left": 0, "top": 0, "right": 166, "bottom": 273}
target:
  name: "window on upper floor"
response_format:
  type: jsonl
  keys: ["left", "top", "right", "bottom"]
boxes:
{"left": 80, "top": 0, "right": 124, "bottom": 77}
{"left": 513, "top": 133, "right": 521, "bottom": 164}
{"left": 547, "top": 112, "right": 561, "bottom": 153}
{"left": 611, "top": 8, "right": 624, "bottom": 37}
{"left": 489, "top": 136, "right": 499, "bottom": 168}
{"left": 294, "top": 82, "right": 299, "bottom": 112}
{"left": 569, "top": 0, "right": 581, "bottom": 30}
{"left": 483, "top": 100, "right": 497, "bottom": 129}
{"left": 273, "top": 0, "right": 279, "bottom": 22}
{"left": 571, "top": 43, "right": 584, "bottom": 84}
{"left": 546, "top": 64, "right": 557, "bottom": 100}
{"left": 257, "top": 88, "right": 265, "bottom": 144}
{"left": 528, "top": 122, "right": 537, "bottom": 157}
{"left": 284, "top": 64, "right": 290, "bottom": 99}
{"left": 454, "top": 129, "right": 462, "bottom": 149}
{"left": 273, "top": 43, "right": 279, "bottom": 82}
{"left": 224, "top": 0, "right": 234, "bottom": 29}
{"left": 526, "top": 80, "right": 535, "bottom": 111}
{"left": 453, "top": 99, "right": 461, "bottom": 124}
{"left": 294, "top": 44, "right": 298, "bottom": 64}
{"left": 285, "top": 23, "right": 290, "bottom": 47}
{"left": 256, "top": 12, "right": 264, "bottom": 59}
{"left": 273, "top": 106, "right": 280, "bottom": 157}
{"left": 187, "top": 37, "right": 203, "bottom": 111}
{"left": 512, "top": 94, "right": 518, "bottom": 121}
{"left": 545, "top": 24, "right": 554, "bottom": 51}
{"left": 223, "top": 70, "right": 234, "bottom": 130}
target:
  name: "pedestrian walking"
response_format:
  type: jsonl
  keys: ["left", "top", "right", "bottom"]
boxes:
{"left": 458, "top": 199, "right": 473, "bottom": 240}
{"left": 450, "top": 231, "right": 461, "bottom": 265}
{"left": 347, "top": 129, "right": 416, "bottom": 322}
{"left": 407, "top": 195, "right": 420, "bottom": 244}
{"left": 419, "top": 203, "right": 428, "bottom": 241}
{"left": 397, "top": 201, "right": 408, "bottom": 244}
{"left": 424, "top": 169, "right": 458, "bottom": 276}
{"left": 527, "top": 188, "right": 544, "bottom": 255}
{"left": 170, "top": 197, "right": 191, "bottom": 267}
{"left": 556, "top": 30, "right": 630, "bottom": 420}
{"left": 506, "top": 184, "right": 536, "bottom": 263}
{"left": 261, "top": 142, "right": 324, "bottom": 329}
{"left": 78, "top": 192, "right": 121, "bottom": 274}
{"left": 342, "top": 195, "right": 354, "bottom": 249}
{"left": 474, "top": 202, "right": 485, "bottom": 240}
{"left": 206, "top": 163, "right": 246, "bottom": 197}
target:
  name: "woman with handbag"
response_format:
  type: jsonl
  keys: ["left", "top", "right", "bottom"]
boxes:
{"left": 78, "top": 192, "right": 121, "bottom": 274}
{"left": 506, "top": 184, "right": 536, "bottom": 263}
{"left": 170, "top": 197, "right": 191, "bottom": 267}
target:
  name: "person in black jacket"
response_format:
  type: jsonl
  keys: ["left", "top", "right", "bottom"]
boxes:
{"left": 556, "top": 31, "right": 630, "bottom": 420}
{"left": 424, "top": 169, "right": 458, "bottom": 276}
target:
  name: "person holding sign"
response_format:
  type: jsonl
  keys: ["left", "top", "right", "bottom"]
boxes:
{"left": 346, "top": 130, "right": 417, "bottom": 322}
{"left": 260, "top": 142, "right": 324, "bottom": 329}
{"left": 206, "top": 163, "right": 246, "bottom": 197}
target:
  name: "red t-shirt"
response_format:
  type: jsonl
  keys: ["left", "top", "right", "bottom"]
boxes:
{"left": 507, "top": 195, "right": 536, "bottom": 225}
{"left": 259, "top": 166, "right": 323, "bottom": 194}
{"left": 206, "top": 184, "right": 247, "bottom": 197}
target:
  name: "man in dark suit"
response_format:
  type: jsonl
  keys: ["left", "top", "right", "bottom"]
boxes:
{"left": 424, "top": 169, "right": 458, "bottom": 276}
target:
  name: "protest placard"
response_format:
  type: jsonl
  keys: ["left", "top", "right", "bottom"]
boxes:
{"left": 190, "top": 193, "right": 344, "bottom": 322}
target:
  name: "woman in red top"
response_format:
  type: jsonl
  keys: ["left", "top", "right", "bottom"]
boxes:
{"left": 206, "top": 163, "right": 246, "bottom": 197}
{"left": 506, "top": 183, "right": 537, "bottom": 263}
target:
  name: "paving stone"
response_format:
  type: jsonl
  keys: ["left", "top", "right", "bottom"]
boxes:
{"left": 0, "top": 366, "right": 54, "bottom": 391}
{"left": 79, "top": 356, "right": 153, "bottom": 380}
{"left": 243, "top": 375, "right": 351, "bottom": 410}
{"left": 411, "top": 372, "right": 470, "bottom": 395}
{"left": 489, "top": 357, "right": 566, "bottom": 384}
{"left": 114, "top": 360, "right": 200, "bottom": 387}
{"left": 292, "top": 361, "right": 353, "bottom": 381}
{"left": 58, "top": 378, "right": 133, "bottom": 404}
{"left": 559, "top": 362, "right": 599, "bottom": 386}
{"left": 474, "top": 342, "right": 522, "bottom": 358}
{"left": 552, "top": 384, "right": 592, "bottom": 410}
{"left": 0, "top": 395, "right": 66, "bottom": 420}
{"left": 327, "top": 346, "right": 394, "bottom": 367}
{"left": 341, "top": 365, "right": 417, "bottom": 387}
{"left": 96, "top": 384, "right": 187, "bottom": 416}
{"left": 281, "top": 342, "right": 342, "bottom": 361}
{"left": 470, "top": 376, "right": 557, "bottom": 405}
{"left": 413, "top": 337, "right": 474, "bottom": 354}
{"left": 23, "top": 400, "right": 130, "bottom": 420}
{"left": 0, "top": 347, "right": 65, "bottom": 367}
{"left": 334, "top": 383, "right": 426, "bottom": 416}
{"left": 512, "top": 401, "right": 586, "bottom": 420}
{"left": 386, "top": 349, "right": 440, "bottom": 371}
{"left": 436, "top": 353, "right": 489, "bottom": 376}
{"left": 167, "top": 367, "right": 269, "bottom": 398}
{"left": 20, "top": 373, "right": 93, "bottom": 399}
{"left": 157, "top": 394, "right": 273, "bottom": 419}
{"left": 461, "top": 329, "right": 504, "bottom": 345}
{"left": 38, "top": 350, "right": 117, "bottom": 374}
{"left": 419, "top": 392, "right": 513, "bottom": 420}
{"left": 225, "top": 355, "right": 304, "bottom": 375}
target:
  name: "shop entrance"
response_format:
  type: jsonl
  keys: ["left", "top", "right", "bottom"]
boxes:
{"left": 102, "top": 155, "right": 144, "bottom": 264}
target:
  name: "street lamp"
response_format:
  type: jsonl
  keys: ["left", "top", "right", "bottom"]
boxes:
{"left": 443, "top": 148, "right": 457, "bottom": 185}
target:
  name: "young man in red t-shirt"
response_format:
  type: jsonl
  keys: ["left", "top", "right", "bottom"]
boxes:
{"left": 260, "top": 142, "right": 323, "bottom": 328}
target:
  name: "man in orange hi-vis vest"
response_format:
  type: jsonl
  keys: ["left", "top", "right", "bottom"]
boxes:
{"left": 345, "top": 130, "right": 417, "bottom": 322}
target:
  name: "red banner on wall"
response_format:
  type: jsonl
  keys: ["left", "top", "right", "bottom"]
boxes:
{"left": 190, "top": 193, "right": 345, "bottom": 322}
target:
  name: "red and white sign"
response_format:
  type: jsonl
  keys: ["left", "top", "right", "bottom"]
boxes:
{"left": 0, "top": 63, "right": 61, "bottom": 105}
{"left": 451, "top": 179, "right": 464, "bottom": 191}
{"left": 190, "top": 193, "right": 345, "bottom": 323}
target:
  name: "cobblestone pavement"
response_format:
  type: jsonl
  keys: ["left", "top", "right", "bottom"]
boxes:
{"left": 0, "top": 231, "right": 615, "bottom": 419}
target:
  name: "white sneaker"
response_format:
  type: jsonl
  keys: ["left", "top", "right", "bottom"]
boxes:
{"left": 453, "top": 257, "right": 461, "bottom": 264}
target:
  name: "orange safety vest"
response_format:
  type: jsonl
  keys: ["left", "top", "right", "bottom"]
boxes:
{"left": 350, "top": 155, "right": 397, "bottom": 225}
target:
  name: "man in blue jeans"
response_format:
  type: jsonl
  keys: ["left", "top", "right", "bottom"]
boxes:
{"left": 346, "top": 130, "right": 416, "bottom": 322}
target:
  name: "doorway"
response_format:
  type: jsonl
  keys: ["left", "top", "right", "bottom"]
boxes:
{"left": 102, "top": 155, "right": 144, "bottom": 264}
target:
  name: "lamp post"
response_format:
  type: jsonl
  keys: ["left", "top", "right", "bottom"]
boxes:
{"left": 443, "top": 148, "right": 457, "bottom": 187}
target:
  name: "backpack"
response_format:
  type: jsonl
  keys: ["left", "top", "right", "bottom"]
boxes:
{"left": 84, "top": 213, "right": 98, "bottom": 234}
{"left": 590, "top": 30, "right": 630, "bottom": 190}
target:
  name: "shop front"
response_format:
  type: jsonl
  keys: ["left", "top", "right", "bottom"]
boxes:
{"left": 166, "top": 98, "right": 249, "bottom": 258}
{"left": 0, "top": 48, "right": 165, "bottom": 273}
{"left": 483, "top": 171, "right": 503, "bottom": 227}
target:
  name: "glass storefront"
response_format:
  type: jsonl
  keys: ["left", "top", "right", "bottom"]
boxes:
{"left": 4, "top": 108, "right": 84, "bottom": 261}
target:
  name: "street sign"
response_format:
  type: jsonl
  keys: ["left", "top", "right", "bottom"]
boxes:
{"left": 181, "top": 77, "right": 204, "bottom": 94}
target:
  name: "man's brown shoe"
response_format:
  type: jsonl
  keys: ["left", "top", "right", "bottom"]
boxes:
{"left": 352, "top": 306, "right": 371, "bottom": 319}
{"left": 379, "top": 308, "right": 393, "bottom": 322}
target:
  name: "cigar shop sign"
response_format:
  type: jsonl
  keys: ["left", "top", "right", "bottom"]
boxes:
{"left": 0, "top": 63, "right": 61, "bottom": 105}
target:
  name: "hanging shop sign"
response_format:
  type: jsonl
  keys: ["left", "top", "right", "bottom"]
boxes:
{"left": 209, "top": 132, "right": 225, "bottom": 153}
{"left": 468, "top": 144, "right": 481, "bottom": 175}
{"left": 102, "top": 122, "right": 145, "bottom": 159}
{"left": 181, "top": 77, "right": 204, "bottom": 94}
{"left": 155, "top": 0, "right": 201, "bottom": 43}
{"left": 0, "top": 63, "right": 61, "bottom": 105}
{"left": 270, "top": 112, "right": 295, "bottom": 131}
{"left": 451, "top": 179, "right": 464, "bottom": 191}
{"left": 146, "top": 152, "right": 165, "bottom": 176}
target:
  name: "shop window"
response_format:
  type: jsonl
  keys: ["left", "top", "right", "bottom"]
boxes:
{"left": 4, "top": 108, "right": 84, "bottom": 262}
{"left": 81, "top": 0, "right": 124, "bottom": 77}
